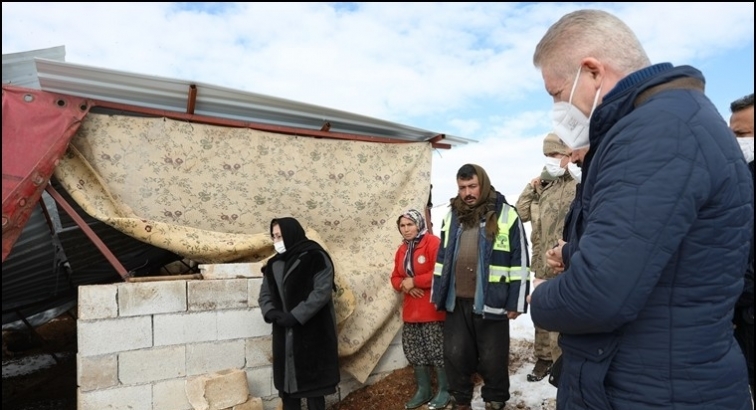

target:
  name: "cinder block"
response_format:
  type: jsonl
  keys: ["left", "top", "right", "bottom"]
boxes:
{"left": 187, "top": 340, "right": 245, "bottom": 376}
{"left": 153, "top": 378, "right": 193, "bottom": 410}
{"left": 371, "top": 342, "right": 409, "bottom": 374}
{"left": 78, "top": 284, "right": 118, "bottom": 320}
{"left": 119, "top": 345, "right": 186, "bottom": 384}
{"left": 188, "top": 279, "right": 248, "bottom": 311}
{"left": 118, "top": 281, "right": 187, "bottom": 317}
{"left": 78, "top": 316, "right": 152, "bottom": 357}
{"left": 335, "top": 372, "right": 365, "bottom": 401}
{"left": 154, "top": 311, "right": 217, "bottom": 346}
{"left": 77, "top": 353, "right": 117, "bottom": 391}
{"left": 246, "top": 366, "right": 273, "bottom": 398}
{"left": 248, "top": 279, "right": 263, "bottom": 308}
{"left": 260, "top": 397, "right": 282, "bottom": 410}
{"left": 231, "top": 396, "right": 264, "bottom": 410}
{"left": 245, "top": 336, "right": 272, "bottom": 368}
{"left": 217, "top": 309, "right": 268, "bottom": 340}
{"left": 390, "top": 326, "right": 403, "bottom": 345}
{"left": 77, "top": 384, "right": 151, "bottom": 410}
{"left": 199, "top": 263, "right": 264, "bottom": 279}
{"left": 186, "top": 368, "right": 250, "bottom": 410}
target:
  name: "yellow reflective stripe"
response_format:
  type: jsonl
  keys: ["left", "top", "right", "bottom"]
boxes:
{"left": 489, "top": 266, "right": 526, "bottom": 283}
{"left": 489, "top": 266, "right": 510, "bottom": 283}
{"left": 434, "top": 263, "right": 444, "bottom": 276}
{"left": 493, "top": 205, "right": 518, "bottom": 252}
{"left": 441, "top": 212, "right": 452, "bottom": 247}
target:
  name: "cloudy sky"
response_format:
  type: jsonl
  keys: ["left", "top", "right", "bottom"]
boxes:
{"left": 3, "top": 2, "right": 754, "bottom": 229}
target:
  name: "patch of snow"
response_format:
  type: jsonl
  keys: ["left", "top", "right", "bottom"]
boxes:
{"left": 2, "top": 352, "right": 73, "bottom": 378}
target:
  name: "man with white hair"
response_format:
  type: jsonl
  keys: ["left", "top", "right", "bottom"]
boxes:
{"left": 529, "top": 9, "right": 753, "bottom": 410}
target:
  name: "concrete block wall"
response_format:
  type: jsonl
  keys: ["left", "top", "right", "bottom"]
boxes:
{"left": 77, "top": 279, "right": 408, "bottom": 410}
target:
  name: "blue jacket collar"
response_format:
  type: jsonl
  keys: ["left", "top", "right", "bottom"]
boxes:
{"left": 583, "top": 64, "right": 706, "bottom": 174}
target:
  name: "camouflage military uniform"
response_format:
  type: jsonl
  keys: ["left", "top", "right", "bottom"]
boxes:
{"left": 515, "top": 170, "right": 554, "bottom": 364}
{"left": 537, "top": 172, "right": 578, "bottom": 362}
{"left": 538, "top": 174, "right": 578, "bottom": 280}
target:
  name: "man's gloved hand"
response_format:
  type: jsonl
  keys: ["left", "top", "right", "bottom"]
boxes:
{"left": 276, "top": 312, "right": 299, "bottom": 327}
{"left": 264, "top": 309, "right": 285, "bottom": 324}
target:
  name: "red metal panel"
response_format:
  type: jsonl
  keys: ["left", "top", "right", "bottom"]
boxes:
{"left": 2, "top": 85, "right": 90, "bottom": 261}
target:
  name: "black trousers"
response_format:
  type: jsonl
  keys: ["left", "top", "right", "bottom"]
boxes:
{"left": 282, "top": 395, "right": 325, "bottom": 410}
{"left": 443, "top": 298, "right": 511, "bottom": 404}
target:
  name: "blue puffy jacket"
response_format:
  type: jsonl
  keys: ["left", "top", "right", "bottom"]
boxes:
{"left": 531, "top": 64, "right": 753, "bottom": 410}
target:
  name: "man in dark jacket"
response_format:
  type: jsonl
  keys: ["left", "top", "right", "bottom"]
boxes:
{"left": 432, "top": 164, "right": 529, "bottom": 410}
{"left": 529, "top": 9, "right": 753, "bottom": 410}
{"left": 730, "top": 93, "right": 754, "bottom": 399}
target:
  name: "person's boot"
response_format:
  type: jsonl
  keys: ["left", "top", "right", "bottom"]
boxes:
{"left": 281, "top": 396, "right": 301, "bottom": 410}
{"left": 427, "top": 366, "right": 451, "bottom": 409}
{"left": 449, "top": 396, "right": 473, "bottom": 410}
{"left": 484, "top": 401, "right": 506, "bottom": 410}
{"left": 406, "top": 366, "right": 433, "bottom": 409}
{"left": 527, "top": 358, "right": 553, "bottom": 382}
{"left": 306, "top": 396, "right": 325, "bottom": 410}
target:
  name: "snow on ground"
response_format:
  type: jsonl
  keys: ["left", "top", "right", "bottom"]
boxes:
{"left": 2, "top": 352, "right": 73, "bottom": 378}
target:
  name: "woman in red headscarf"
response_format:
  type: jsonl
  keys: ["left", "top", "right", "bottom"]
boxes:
{"left": 390, "top": 209, "right": 449, "bottom": 410}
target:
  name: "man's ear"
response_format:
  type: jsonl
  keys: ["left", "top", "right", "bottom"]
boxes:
{"left": 580, "top": 57, "right": 604, "bottom": 84}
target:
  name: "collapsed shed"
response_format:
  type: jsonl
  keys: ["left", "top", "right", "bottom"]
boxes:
{"left": 2, "top": 46, "right": 473, "bottom": 383}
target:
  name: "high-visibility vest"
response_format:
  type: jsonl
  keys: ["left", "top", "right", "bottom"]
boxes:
{"left": 434, "top": 204, "right": 523, "bottom": 283}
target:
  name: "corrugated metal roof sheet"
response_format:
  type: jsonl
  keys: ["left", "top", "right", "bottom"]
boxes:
{"left": 34, "top": 58, "right": 475, "bottom": 146}
{"left": 1, "top": 45, "right": 65, "bottom": 89}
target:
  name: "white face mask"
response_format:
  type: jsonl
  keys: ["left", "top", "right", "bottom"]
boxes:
{"left": 737, "top": 137, "right": 754, "bottom": 163}
{"left": 567, "top": 162, "right": 582, "bottom": 183}
{"left": 544, "top": 156, "right": 566, "bottom": 177}
{"left": 551, "top": 66, "right": 602, "bottom": 150}
{"left": 274, "top": 241, "right": 286, "bottom": 254}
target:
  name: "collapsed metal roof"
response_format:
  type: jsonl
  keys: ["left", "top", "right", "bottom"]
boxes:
{"left": 2, "top": 46, "right": 471, "bottom": 327}
{"left": 25, "top": 51, "right": 474, "bottom": 146}
{"left": 1, "top": 45, "right": 65, "bottom": 89}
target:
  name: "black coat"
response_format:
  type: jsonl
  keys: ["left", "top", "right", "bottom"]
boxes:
{"left": 259, "top": 248, "right": 340, "bottom": 397}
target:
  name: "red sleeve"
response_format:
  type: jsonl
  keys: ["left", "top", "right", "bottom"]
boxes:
{"left": 390, "top": 245, "right": 405, "bottom": 292}
{"left": 412, "top": 235, "right": 440, "bottom": 289}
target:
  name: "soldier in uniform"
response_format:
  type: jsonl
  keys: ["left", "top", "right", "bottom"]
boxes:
{"left": 527, "top": 133, "right": 578, "bottom": 381}
{"left": 516, "top": 166, "right": 557, "bottom": 381}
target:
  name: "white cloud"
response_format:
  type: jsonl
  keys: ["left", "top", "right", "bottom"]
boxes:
{"left": 2, "top": 2, "right": 753, "bottom": 230}
{"left": 5, "top": 2, "right": 750, "bottom": 125}
{"left": 615, "top": 2, "right": 755, "bottom": 64}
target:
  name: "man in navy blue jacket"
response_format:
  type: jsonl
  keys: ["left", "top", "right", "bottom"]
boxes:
{"left": 730, "top": 93, "right": 754, "bottom": 400}
{"left": 529, "top": 9, "right": 753, "bottom": 410}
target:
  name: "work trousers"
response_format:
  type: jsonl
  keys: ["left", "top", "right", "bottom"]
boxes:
{"left": 443, "top": 298, "right": 510, "bottom": 404}
{"left": 281, "top": 395, "right": 325, "bottom": 410}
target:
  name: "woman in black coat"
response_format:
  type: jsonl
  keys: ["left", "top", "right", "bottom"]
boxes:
{"left": 258, "top": 217, "right": 340, "bottom": 410}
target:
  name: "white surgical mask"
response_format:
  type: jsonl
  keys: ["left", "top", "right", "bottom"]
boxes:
{"left": 737, "top": 137, "right": 754, "bottom": 163}
{"left": 274, "top": 241, "right": 286, "bottom": 254}
{"left": 544, "top": 157, "right": 566, "bottom": 177}
{"left": 568, "top": 162, "right": 582, "bottom": 183}
{"left": 551, "top": 66, "right": 602, "bottom": 150}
